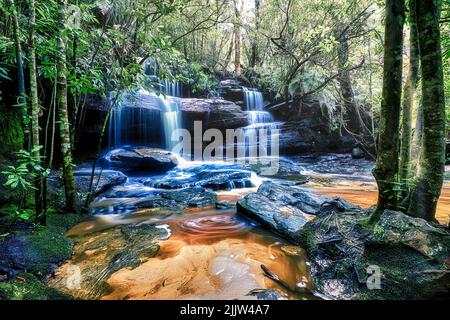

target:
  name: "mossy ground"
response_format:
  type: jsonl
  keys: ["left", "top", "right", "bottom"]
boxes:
{"left": 0, "top": 273, "right": 70, "bottom": 300}
{"left": 0, "top": 213, "right": 83, "bottom": 300}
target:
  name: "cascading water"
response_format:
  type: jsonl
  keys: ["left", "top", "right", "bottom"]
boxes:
{"left": 243, "top": 88, "right": 274, "bottom": 125}
{"left": 108, "top": 89, "right": 181, "bottom": 151}
{"left": 108, "top": 59, "right": 184, "bottom": 151}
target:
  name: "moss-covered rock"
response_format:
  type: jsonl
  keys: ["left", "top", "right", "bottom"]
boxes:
{"left": 299, "top": 206, "right": 450, "bottom": 300}
{"left": 0, "top": 273, "right": 69, "bottom": 300}
{"left": 0, "top": 213, "right": 82, "bottom": 278}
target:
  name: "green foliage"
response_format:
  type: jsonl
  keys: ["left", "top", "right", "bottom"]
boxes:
{"left": 1, "top": 147, "right": 48, "bottom": 209}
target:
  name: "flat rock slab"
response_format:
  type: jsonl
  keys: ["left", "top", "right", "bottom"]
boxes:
{"left": 143, "top": 164, "right": 254, "bottom": 191}
{"left": 104, "top": 147, "right": 178, "bottom": 173}
{"left": 237, "top": 182, "right": 348, "bottom": 243}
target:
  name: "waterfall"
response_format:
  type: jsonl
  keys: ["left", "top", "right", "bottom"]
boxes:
{"left": 244, "top": 88, "right": 264, "bottom": 112}
{"left": 108, "top": 90, "right": 181, "bottom": 151}
{"left": 160, "top": 79, "right": 183, "bottom": 98}
{"left": 243, "top": 88, "right": 276, "bottom": 126}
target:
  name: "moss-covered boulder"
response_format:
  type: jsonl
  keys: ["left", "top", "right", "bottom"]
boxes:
{"left": 299, "top": 205, "right": 450, "bottom": 300}
{"left": 0, "top": 213, "right": 81, "bottom": 278}
{"left": 0, "top": 273, "right": 69, "bottom": 300}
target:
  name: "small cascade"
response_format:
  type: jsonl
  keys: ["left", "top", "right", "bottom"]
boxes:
{"left": 243, "top": 88, "right": 275, "bottom": 126}
{"left": 160, "top": 79, "right": 183, "bottom": 98}
{"left": 108, "top": 90, "right": 181, "bottom": 151}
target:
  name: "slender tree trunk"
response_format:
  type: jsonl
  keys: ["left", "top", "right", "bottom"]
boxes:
{"left": 8, "top": 0, "right": 28, "bottom": 140}
{"left": 57, "top": 0, "right": 76, "bottom": 212}
{"left": 233, "top": 0, "right": 242, "bottom": 77}
{"left": 336, "top": 28, "right": 365, "bottom": 137}
{"left": 407, "top": 0, "right": 446, "bottom": 221}
{"left": 250, "top": 0, "right": 261, "bottom": 68}
{"left": 372, "top": 0, "right": 405, "bottom": 214}
{"left": 399, "top": 0, "right": 420, "bottom": 191}
{"left": 28, "top": 0, "right": 44, "bottom": 221}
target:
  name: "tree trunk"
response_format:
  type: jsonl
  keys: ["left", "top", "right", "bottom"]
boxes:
{"left": 28, "top": 0, "right": 44, "bottom": 221}
{"left": 399, "top": 0, "right": 420, "bottom": 190}
{"left": 57, "top": 0, "right": 76, "bottom": 212}
{"left": 233, "top": 0, "right": 242, "bottom": 77}
{"left": 407, "top": 0, "right": 446, "bottom": 221}
{"left": 372, "top": 0, "right": 405, "bottom": 214}
{"left": 250, "top": 0, "right": 261, "bottom": 68}
{"left": 337, "top": 28, "right": 365, "bottom": 137}
{"left": 8, "top": 0, "right": 27, "bottom": 139}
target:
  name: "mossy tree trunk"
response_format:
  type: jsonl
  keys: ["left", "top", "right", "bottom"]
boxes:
{"left": 8, "top": 0, "right": 27, "bottom": 141}
{"left": 372, "top": 0, "right": 405, "bottom": 213}
{"left": 407, "top": 0, "right": 446, "bottom": 221}
{"left": 28, "top": 0, "right": 44, "bottom": 221}
{"left": 399, "top": 0, "right": 420, "bottom": 195}
{"left": 57, "top": 0, "right": 76, "bottom": 212}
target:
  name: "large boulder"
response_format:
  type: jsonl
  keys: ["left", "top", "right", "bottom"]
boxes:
{"left": 103, "top": 147, "right": 178, "bottom": 173}
{"left": 236, "top": 182, "right": 352, "bottom": 243}
{"left": 300, "top": 206, "right": 450, "bottom": 300}
{"left": 180, "top": 98, "right": 249, "bottom": 131}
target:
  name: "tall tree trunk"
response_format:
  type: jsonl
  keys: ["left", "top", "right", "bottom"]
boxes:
{"left": 28, "top": 0, "right": 44, "bottom": 221}
{"left": 250, "top": 0, "right": 261, "bottom": 68}
{"left": 399, "top": 0, "right": 420, "bottom": 190}
{"left": 57, "top": 0, "right": 76, "bottom": 212}
{"left": 372, "top": 0, "right": 405, "bottom": 214}
{"left": 233, "top": 0, "right": 242, "bottom": 77}
{"left": 336, "top": 28, "right": 365, "bottom": 137}
{"left": 407, "top": 0, "right": 446, "bottom": 221}
{"left": 8, "top": 0, "right": 27, "bottom": 140}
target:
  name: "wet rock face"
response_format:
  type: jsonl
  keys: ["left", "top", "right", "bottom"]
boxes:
{"left": 143, "top": 164, "right": 254, "bottom": 191}
{"left": 180, "top": 98, "right": 249, "bottom": 131}
{"left": 103, "top": 147, "right": 179, "bottom": 173}
{"left": 134, "top": 187, "right": 218, "bottom": 211}
{"left": 237, "top": 182, "right": 345, "bottom": 243}
{"left": 300, "top": 207, "right": 450, "bottom": 300}
{"left": 351, "top": 147, "right": 365, "bottom": 159}
{"left": 280, "top": 121, "right": 355, "bottom": 154}
{"left": 92, "top": 187, "right": 217, "bottom": 215}
{"left": 218, "top": 80, "right": 246, "bottom": 106}
{"left": 47, "top": 169, "right": 128, "bottom": 209}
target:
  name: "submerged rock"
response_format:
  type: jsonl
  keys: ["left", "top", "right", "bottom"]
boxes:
{"left": 91, "top": 186, "right": 217, "bottom": 215}
{"left": 134, "top": 187, "right": 217, "bottom": 210}
{"left": 48, "top": 223, "right": 168, "bottom": 300}
{"left": 144, "top": 164, "right": 254, "bottom": 191}
{"left": 103, "top": 147, "right": 178, "bottom": 173}
{"left": 300, "top": 207, "right": 450, "bottom": 300}
{"left": 237, "top": 182, "right": 352, "bottom": 243}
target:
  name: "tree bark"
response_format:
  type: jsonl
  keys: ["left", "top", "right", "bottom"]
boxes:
{"left": 233, "top": 0, "right": 242, "bottom": 77}
{"left": 372, "top": 0, "right": 405, "bottom": 214}
{"left": 8, "top": 0, "right": 27, "bottom": 139}
{"left": 57, "top": 0, "right": 76, "bottom": 212}
{"left": 28, "top": 0, "right": 44, "bottom": 221}
{"left": 399, "top": 0, "right": 420, "bottom": 190}
{"left": 407, "top": 0, "right": 446, "bottom": 221}
{"left": 336, "top": 27, "right": 365, "bottom": 137}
